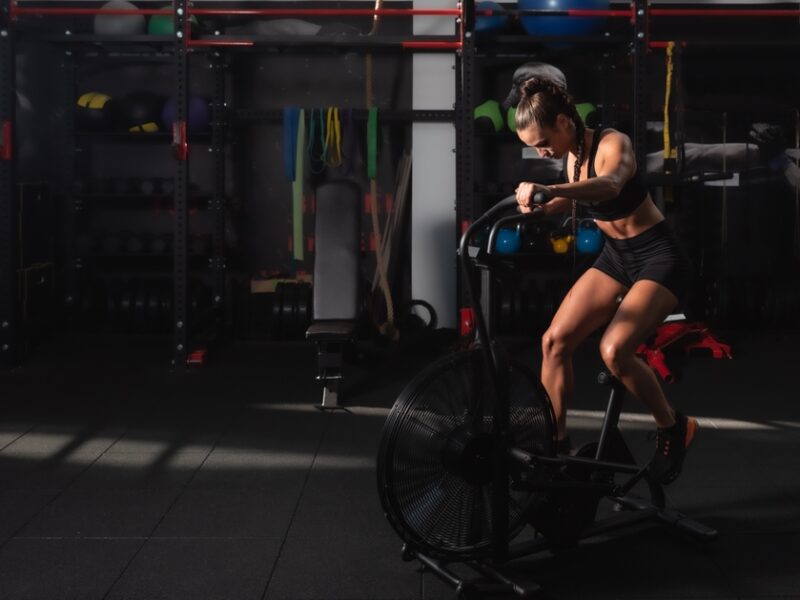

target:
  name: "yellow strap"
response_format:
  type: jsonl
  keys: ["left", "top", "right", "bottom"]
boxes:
{"left": 325, "top": 107, "right": 342, "bottom": 168}
{"left": 663, "top": 41, "right": 677, "bottom": 161}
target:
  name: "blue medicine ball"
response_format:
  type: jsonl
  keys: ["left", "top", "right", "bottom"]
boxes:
{"left": 519, "top": 0, "right": 609, "bottom": 39}
{"left": 476, "top": 1, "right": 509, "bottom": 35}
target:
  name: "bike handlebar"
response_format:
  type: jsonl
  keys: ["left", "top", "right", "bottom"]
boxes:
{"left": 457, "top": 193, "right": 546, "bottom": 262}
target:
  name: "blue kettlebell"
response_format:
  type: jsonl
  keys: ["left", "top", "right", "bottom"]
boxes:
{"left": 495, "top": 225, "right": 522, "bottom": 254}
{"left": 576, "top": 219, "right": 603, "bottom": 254}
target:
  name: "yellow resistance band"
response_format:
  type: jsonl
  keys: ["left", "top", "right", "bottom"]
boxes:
{"left": 663, "top": 41, "right": 677, "bottom": 163}
{"left": 325, "top": 107, "right": 342, "bottom": 168}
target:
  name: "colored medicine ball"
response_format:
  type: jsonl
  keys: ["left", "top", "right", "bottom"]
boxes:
{"left": 76, "top": 92, "right": 119, "bottom": 130}
{"left": 161, "top": 94, "right": 211, "bottom": 132}
{"left": 576, "top": 102, "right": 598, "bottom": 127}
{"left": 147, "top": 7, "right": 199, "bottom": 35}
{"left": 475, "top": 1, "right": 509, "bottom": 35}
{"left": 474, "top": 99, "right": 504, "bottom": 133}
{"left": 519, "top": 0, "right": 608, "bottom": 39}
{"left": 94, "top": 0, "right": 146, "bottom": 35}
{"left": 507, "top": 106, "right": 516, "bottom": 132}
{"left": 120, "top": 91, "right": 166, "bottom": 133}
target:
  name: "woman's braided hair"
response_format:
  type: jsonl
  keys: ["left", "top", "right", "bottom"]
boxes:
{"left": 516, "top": 76, "right": 586, "bottom": 258}
{"left": 515, "top": 76, "right": 585, "bottom": 183}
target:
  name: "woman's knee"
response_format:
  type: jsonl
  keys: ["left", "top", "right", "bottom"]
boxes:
{"left": 542, "top": 327, "right": 577, "bottom": 361}
{"left": 599, "top": 338, "right": 635, "bottom": 376}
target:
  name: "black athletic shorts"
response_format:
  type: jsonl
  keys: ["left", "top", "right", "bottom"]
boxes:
{"left": 592, "top": 220, "right": 691, "bottom": 304}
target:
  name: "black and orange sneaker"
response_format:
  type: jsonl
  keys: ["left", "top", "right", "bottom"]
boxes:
{"left": 649, "top": 411, "right": 698, "bottom": 485}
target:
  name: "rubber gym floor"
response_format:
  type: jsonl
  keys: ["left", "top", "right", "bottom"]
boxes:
{"left": 0, "top": 328, "right": 798, "bottom": 600}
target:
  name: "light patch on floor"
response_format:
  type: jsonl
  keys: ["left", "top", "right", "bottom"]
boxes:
{"left": 568, "top": 409, "right": 799, "bottom": 432}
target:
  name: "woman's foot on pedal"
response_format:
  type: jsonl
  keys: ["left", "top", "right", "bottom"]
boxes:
{"left": 649, "top": 411, "right": 698, "bottom": 485}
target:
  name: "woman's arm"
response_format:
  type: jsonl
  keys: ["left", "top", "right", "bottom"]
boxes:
{"left": 522, "top": 195, "right": 571, "bottom": 215}
{"left": 516, "top": 131, "right": 636, "bottom": 209}
{"left": 550, "top": 132, "right": 636, "bottom": 202}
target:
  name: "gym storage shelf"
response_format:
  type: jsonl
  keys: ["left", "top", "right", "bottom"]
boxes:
{"left": 2, "top": 0, "right": 471, "bottom": 367}
{"left": 16, "top": 33, "right": 174, "bottom": 48}
{"left": 192, "top": 33, "right": 460, "bottom": 53}
{"left": 17, "top": 7, "right": 223, "bottom": 368}
{"left": 74, "top": 131, "right": 214, "bottom": 142}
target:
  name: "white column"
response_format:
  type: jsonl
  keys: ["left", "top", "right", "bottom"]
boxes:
{"left": 412, "top": 1, "right": 457, "bottom": 329}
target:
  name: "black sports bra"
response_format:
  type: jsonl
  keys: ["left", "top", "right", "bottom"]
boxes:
{"left": 561, "top": 128, "right": 648, "bottom": 221}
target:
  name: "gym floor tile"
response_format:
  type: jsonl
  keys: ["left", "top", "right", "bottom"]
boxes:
{"left": 506, "top": 530, "right": 735, "bottom": 599}
{"left": 417, "top": 573, "right": 470, "bottom": 600}
{"left": 105, "top": 537, "right": 280, "bottom": 600}
{"left": 284, "top": 468, "right": 385, "bottom": 539}
{"left": 0, "top": 450, "right": 104, "bottom": 492}
{"left": 315, "top": 409, "right": 387, "bottom": 449}
{"left": 0, "top": 423, "right": 124, "bottom": 456}
{"left": 0, "top": 490, "right": 59, "bottom": 539}
{"left": 67, "top": 449, "right": 209, "bottom": 491}
{"left": 0, "top": 423, "right": 34, "bottom": 451}
{"left": 666, "top": 485, "right": 800, "bottom": 535}
{"left": 106, "top": 429, "right": 219, "bottom": 454}
{"left": 16, "top": 489, "right": 181, "bottom": 538}
{"left": 0, "top": 537, "right": 141, "bottom": 600}
{"left": 2, "top": 332, "right": 799, "bottom": 599}
{"left": 215, "top": 412, "right": 328, "bottom": 453}
{"left": 188, "top": 450, "right": 315, "bottom": 490}
{"left": 711, "top": 533, "right": 800, "bottom": 597}
{"left": 152, "top": 487, "right": 303, "bottom": 539}
{"left": 263, "top": 527, "right": 422, "bottom": 600}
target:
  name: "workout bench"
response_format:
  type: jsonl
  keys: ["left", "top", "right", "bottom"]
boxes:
{"left": 305, "top": 180, "right": 361, "bottom": 409}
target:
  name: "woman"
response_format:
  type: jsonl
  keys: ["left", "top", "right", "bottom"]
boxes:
{"left": 513, "top": 76, "right": 697, "bottom": 485}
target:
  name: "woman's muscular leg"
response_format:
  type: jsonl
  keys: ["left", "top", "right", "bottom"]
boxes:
{"left": 542, "top": 268, "right": 628, "bottom": 439}
{"left": 598, "top": 279, "right": 679, "bottom": 427}
{"left": 599, "top": 279, "right": 698, "bottom": 483}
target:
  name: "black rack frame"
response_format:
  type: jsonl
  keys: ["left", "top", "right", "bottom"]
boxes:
{"left": 172, "top": 0, "right": 189, "bottom": 367}
{"left": 0, "top": 0, "right": 16, "bottom": 368}
{"left": 2, "top": 0, "right": 799, "bottom": 368}
{"left": 0, "top": 0, "right": 466, "bottom": 369}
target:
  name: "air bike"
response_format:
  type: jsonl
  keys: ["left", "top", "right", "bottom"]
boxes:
{"left": 376, "top": 194, "right": 718, "bottom": 598}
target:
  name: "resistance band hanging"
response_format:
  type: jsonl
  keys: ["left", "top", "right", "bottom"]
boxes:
{"left": 293, "top": 108, "right": 306, "bottom": 262}
{"left": 367, "top": 107, "right": 378, "bottom": 180}
{"left": 325, "top": 107, "right": 342, "bottom": 168}
{"left": 283, "top": 107, "right": 300, "bottom": 181}
{"left": 307, "top": 108, "right": 328, "bottom": 175}
{"left": 662, "top": 42, "right": 678, "bottom": 173}
{"left": 338, "top": 108, "right": 357, "bottom": 175}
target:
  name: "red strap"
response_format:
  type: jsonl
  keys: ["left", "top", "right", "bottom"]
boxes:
{"left": 172, "top": 121, "right": 188, "bottom": 161}
{"left": 637, "top": 346, "right": 675, "bottom": 384}
{"left": 685, "top": 335, "right": 733, "bottom": 359}
{"left": 1, "top": 121, "right": 12, "bottom": 160}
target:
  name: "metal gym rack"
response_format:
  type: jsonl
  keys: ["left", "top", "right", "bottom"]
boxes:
{"left": 2, "top": 1, "right": 799, "bottom": 369}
